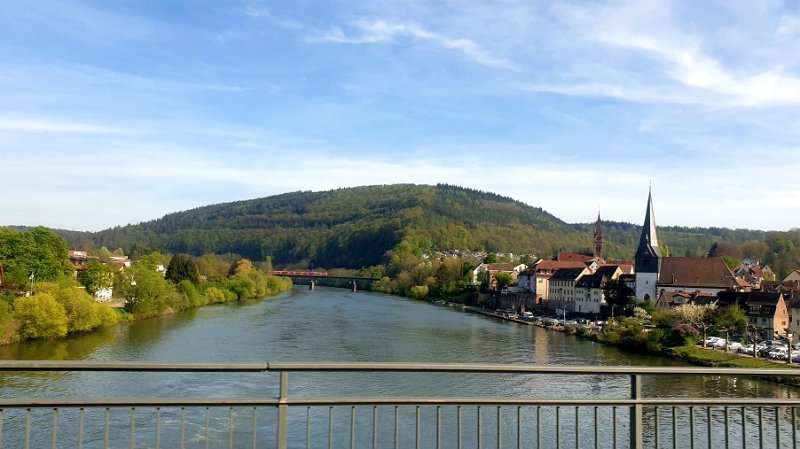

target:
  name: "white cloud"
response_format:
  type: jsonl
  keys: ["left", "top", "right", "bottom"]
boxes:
{"left": 245, "top": 7, "right": 270, "bottom": 18}
{"left": 310, "top": 19, "right": 511, "bottom": 68}
{"left": 546, "top": 0, "right": 800, "bottom": 108}
{"left": 776, "top": 15, "right": 800, "bottom": 36}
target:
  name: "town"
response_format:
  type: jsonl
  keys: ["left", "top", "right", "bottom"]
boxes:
{"left": 473, "top": 191, "right": 798, "bottom": 352}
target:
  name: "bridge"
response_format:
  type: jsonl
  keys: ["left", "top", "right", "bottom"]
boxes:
{"left": 0, "top": 361, "right": 798, "bottom": 448}
{"left": 269, "top": 270, "right": 383, "bottom": 291}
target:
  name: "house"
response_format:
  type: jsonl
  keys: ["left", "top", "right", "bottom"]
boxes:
{"left": 548, "top": 267, "right": 590, "bottom": 312}
{"left": 654, "top": 291, "right": 693, "bottom": 312}
{"left": 656, "top": 257, "right": 741, "bottom": 296}
{"left": 69, "top": 250, "right": 99, "bottom": 271}
{"left": 531, "top": 260, "right": 590, "bottom": 299}
{"left": 557, "top": 252, "right": 594, "bottom": 263}
{"left": 108, "top": 254, "right": 132, "bottom": 270}
{"left": 735, "top": 265, "right": 765, "bottom": 289}
{"left": 574, "top": 266, "right": 623, "bottom": 317}
{"left": 785, "top": 270, "right": 800, "bottom": 283}
{"left": 473, "top": 263, "right": 526, "bottom": 289}
{"left": 788, "top": 296, "right": 800, "bottom": 338}
{"left": 717, "top": 291, "right": 789, "bottom": 340}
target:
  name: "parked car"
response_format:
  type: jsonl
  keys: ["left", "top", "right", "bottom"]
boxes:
{"left": 703, "top": 337, "right": 722, "bottom": 346}
{"left": 727, "top": 342, "right": 743, "bottom": 352}
{"left": 769, "top": 348, "right": 788, "bottom": 360}
{"left": 522, "top": 312, "right": 534, "bottom": 319}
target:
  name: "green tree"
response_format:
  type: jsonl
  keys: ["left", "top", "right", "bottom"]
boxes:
{"left": 710, "top": 305, "right": 747, "bottom": 351}
{"left": 77, "top": 260, "right": 114, "bottom": 295}
{"left": 14, "top": 293, "right": 69, "bottom": 339}
{"left": 55, "top": 287, "right": 102, "bottom": 332}
{"left": 229, "top": 259, "right": 253, "bottom": 276}
{"left": 410, "top": 285, "right": 429, "bottom": 299}
{"left": 494, "top": 272, "right": 514, "bottom": 291}
{"left": 603, "top": 279, "right": 636, "bottom": 311}
{"left": 483, "top": 254, "right": 497, "bottom": 264}
{"left": 0, "top": 227, "right": 73, "bottom": 286}
{"left": 165, "top": 254, "right": 200, "bottom": 285}
{"left": 118, "top": 263, "right": 175, "bottom": 318}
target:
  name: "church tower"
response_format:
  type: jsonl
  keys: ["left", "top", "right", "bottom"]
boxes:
{"left": 634, "top": 190, "right": 662, "bottom": 301}
{"left": 593, "top": 211, "right": 604, "bottom": 259}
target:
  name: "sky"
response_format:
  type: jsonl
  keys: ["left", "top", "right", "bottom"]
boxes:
{"left": 1, "top": 0, "right": 800, "bottom": 232}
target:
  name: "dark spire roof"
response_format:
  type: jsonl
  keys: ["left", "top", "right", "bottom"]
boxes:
{"left": 635, "top": 189, "right": 662, "bottom": 259}
{"left": 594, "top": 211, "right": 602, "bottom": 239}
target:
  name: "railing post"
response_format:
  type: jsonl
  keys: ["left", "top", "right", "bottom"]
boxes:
{"left": 278, "top": 371, "right": 288, "bottom": 449}
{"left": 630, "top": 374, "right": 643, "bottom": 449}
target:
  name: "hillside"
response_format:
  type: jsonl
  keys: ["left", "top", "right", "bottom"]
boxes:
{"left": 42, "top": 184, "right": 768, "bottom": 270}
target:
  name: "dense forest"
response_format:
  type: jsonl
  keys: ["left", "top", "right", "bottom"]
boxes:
{"left": 28, "top": 184, "right": 787, "bottom": 272}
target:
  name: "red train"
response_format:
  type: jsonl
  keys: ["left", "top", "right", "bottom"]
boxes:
{"left": 269, "top": 270, "right": 328, "bottom": 277}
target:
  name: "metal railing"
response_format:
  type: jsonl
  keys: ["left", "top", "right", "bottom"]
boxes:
{"left": 0, "top": 361, "right": 800, "bottom": 448}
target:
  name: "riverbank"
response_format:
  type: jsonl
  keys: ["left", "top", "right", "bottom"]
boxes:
{"left": 460, "top": 303, "right": 800, "bottom": 384}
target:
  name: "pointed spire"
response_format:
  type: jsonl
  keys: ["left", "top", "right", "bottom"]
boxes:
{"left": 594, "top": 210, "right": 603, "bottom": 239}
{"left": 593, "top": 209, "right": 604, "bottom": 259}
{"left": 636, "top": 190, "right": 662, "bottom": 259}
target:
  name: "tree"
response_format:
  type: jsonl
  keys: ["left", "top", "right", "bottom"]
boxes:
{"left": 494, "top": 272, "right": 514, "bottom": 291}
{"left": 229, "top": 259, "right": 253, "bottom": 276}
{"left": 740, "top": 240, "right": 769, "bottom": 263}
{"left": 670, "top": 303, "right": 715, "bottom": 346}
{"left": 710, "top": 305, "right": 747, "bottom": 351}
{"left": 603, "top": 279, "right": 636, "bottom": 311}
{"left": 118, "top": 263, "right": 175, "bottom": 318}
{"left": 483, "top": 254, "right": 497, "bottom": 264}
{"left": 165, "top": 254, "right": 200, "bottom": 285}
{"left": 0, "top": 227, "right": 74, "bottom": 286}
{"left": 709, "top": 241, "right": 744, "bottom": 259}
{"left": 263, "top": 255, "right": 274, "bottom": 274}
{"left": 55, "top": 287, "right": 102, "bottom": 332}
{"left": 77, "top": 260, "right": 114, "bottom": 295}
{"left": 14, "top": 293, "right": 69, "bottom": 339}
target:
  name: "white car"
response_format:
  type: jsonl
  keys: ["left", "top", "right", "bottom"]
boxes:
{"left": 769, "top": 348, "right": 788, "bottom": 360}
{"left": 703, "top": 337, "right": 722, "bottom": 346}
{"left": 727, "top": 342, "right": 743, "bottom": 352}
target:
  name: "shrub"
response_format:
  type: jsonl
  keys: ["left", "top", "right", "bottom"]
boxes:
{"left": 671, "top": 324, "right": 700, "bottom": 346}
{"left": 410, "top": 285, "right": 429, "bottom": 300}
{"left": 226, "top": 274, "right": 257, "bottom": 300}
{"left": 14, "top": 293, "right": 68, "bottom": 339}
{"left": 563, "top": 324, "right": 577, "bottom": 334}
{"left": 177, "top": 280, "right": 202, "bottom": 307}
{"left": 55, "top": 287, "right": 101, "bottom": 332}
{"left": 204, "top": 287, "right": 226, "bottom": 304}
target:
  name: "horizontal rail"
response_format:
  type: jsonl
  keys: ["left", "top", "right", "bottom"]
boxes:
{"left": 4, "top": 397, "right": 800, "bottom": 408}
{"left": 1, "top": 361, "right": 799, "bottom": 377}
{"left": 0, "top": 361, "right": 268, "bottom": 372}
{"left": 265, "top": 362, "right": 800, "bottom": 377}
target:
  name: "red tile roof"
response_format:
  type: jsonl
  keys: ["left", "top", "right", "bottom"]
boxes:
{"left": 557, "top": 252, "right": 594, "bottom": 263}
{"left": 658, "top": 257, "right": 738, "bottom": 288}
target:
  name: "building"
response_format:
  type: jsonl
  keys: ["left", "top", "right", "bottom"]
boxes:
{"left": 593, "top": 212, "right": 604, "bottom": 259}
{"left": 717, "top": 291, "right": 789, "bottom": 340}
{"left": 574, "top": 265, "right": 622, "bottom": 317}
{"left": 530, "top": 260, "right": 589, "bottom": 299}
{"left": 785, "top": 270, "right": 800, "bottom": 283}
{"left": 548, "top": 267, "right": 590, "bottom": 312}
{"left": 634, "top": 190, "right": 662, "bottom": 301}
{"left": 656, "top": 257, "right": 741, "bottom": 296}
{"left": 654, "top": 291, "right": 694, "bottom": 312}
{"left": 476, "top": 263, "right": 526, "bottom": 290}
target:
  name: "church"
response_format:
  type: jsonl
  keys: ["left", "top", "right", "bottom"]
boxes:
{"left": 634, "top": 191, "right": 742, "bottom": 301}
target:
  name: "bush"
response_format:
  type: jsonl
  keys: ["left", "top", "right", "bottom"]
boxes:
{"left": 410, "top": 285, "right": 429, "bottom": 300}
{"left": 671, "top": 324, "right": 700, "bottom": 346}
{"left": 14, "top": 293, "right": 68, "bottom": 339}
{"left": 177, "top": 280, "right": 203, "bottom": 307}
{"left": 55, "top": 287, "right": 101, "bottom": 332}
{"left": 226, "top": 274, "right": 257, "bottom": 300}
{"left": 563, "top": 324, "right": 577, "bottom": 334}
{"left": 204, "top": 287, "right": 226, "bottom": 304}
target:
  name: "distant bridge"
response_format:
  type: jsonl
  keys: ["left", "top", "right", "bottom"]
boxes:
{"left": 268, "top": 270, "right": 379, "bottom": 281}
{"left": 268, "top": 270, "right": 383, "bottom": 291}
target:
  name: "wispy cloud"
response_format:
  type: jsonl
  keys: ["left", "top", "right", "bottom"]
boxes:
{"left": 309, "top": 19, "right": 512, "bottom": 68}
{"left": 245, "top": 7, "right": 270, "bottom": 18}
{"left": 546, "top": 0, "right": 800, "bottom": 108}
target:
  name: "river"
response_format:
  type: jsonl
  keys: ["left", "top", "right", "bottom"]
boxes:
{"left": 0, "top": 287, "right": 798, "bottom": 448}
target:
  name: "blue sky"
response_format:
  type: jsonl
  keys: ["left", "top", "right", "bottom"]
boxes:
{"left": 1, "top": 0, "right": 799, "bottom": 232}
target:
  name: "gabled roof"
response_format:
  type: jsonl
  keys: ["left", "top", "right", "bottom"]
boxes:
{"left": 557, "top": 252, "right": 593, "bottom": 263}
{"left": 575, "top": 273, "right": 605, "bottom": 289}
{"left": 550, "top": 267, "right": 588, "bottom": 281}
{"left": 716, "top": 291, "right": 785, "bottom": 318}
{"left": 657, "top": 257, "right": 737, "bottom": 288}
{"left": 533, "top": 260, "right": 587, "bottom": 275}
{"left": 594, "top": 265, "right": 621, "bottom": 278}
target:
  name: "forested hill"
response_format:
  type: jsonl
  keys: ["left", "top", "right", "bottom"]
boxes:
{"left": 47, "top": 184, "right": 767, "bottom": 269}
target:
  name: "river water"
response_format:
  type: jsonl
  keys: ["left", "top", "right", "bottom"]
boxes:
{"left": 0, "top": 287, "right": 798, "bottom": 448}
